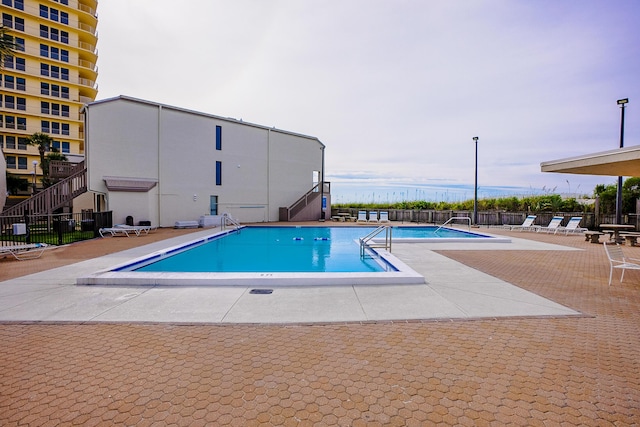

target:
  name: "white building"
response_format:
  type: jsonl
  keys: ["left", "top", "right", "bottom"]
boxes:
{"left": 83, "top": 96, "right": 328, "bottom": 227}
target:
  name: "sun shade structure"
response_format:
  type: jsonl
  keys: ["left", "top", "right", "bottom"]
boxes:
{"left": 540, "top": 145, "right": 640, "bottom": 177}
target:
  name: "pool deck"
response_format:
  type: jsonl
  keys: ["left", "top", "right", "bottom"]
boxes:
{"left": 1, "top": 222, "right": 639, "bottom": 424}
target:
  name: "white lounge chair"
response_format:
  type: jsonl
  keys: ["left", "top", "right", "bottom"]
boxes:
{"left": 556, "top": 217, "right": 587, "bottom": 235}
{"left": 604, "top": 242, "right": 640, "bottom": 285}
{"left": 356, "top": 211, "right": 368, "bottom": 223}
{"left": 368, "top": 211, "right": 379, "bottom": 223}
{"left": 99, "top": 225, "right": 150, "bottom": 237}
{"left": 379, "top": 211, "right": 390, "bottom": 223}
{"left": 0, "top": 243, "right": 48, "bottom": 260}
{"left": 508, "top": 215, "right": 537, "bottom": 231}
{"left": 537, "top": 216, "right": 564, "bottom": 233}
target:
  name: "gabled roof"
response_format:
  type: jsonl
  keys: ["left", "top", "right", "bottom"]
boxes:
{"left": 541, "top": 145, "right": 640, "bottom": 177}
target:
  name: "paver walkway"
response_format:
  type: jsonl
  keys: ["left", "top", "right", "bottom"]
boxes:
{"left": 1, "top": 226, "right": 639, "bottom": 425}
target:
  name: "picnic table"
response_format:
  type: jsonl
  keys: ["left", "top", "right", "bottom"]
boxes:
{"left": 600, "top": 224, "right": 634, "bottom": 244}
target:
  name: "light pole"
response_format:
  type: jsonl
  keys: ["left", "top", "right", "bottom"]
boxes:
{"left": 32, "top": 160, "right": 38, "bottom": 195}
{"left": 473, "top": 136, "right": 479, "bottom": 225}
{"left": 616, "top": 98, "right": 628, "bottom": 224}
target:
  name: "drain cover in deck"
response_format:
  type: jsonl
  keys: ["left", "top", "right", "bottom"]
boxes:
{"left": 249, "top": 289, "right": 273, "bottom": 294}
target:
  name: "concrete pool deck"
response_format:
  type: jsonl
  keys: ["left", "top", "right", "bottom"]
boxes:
{"left": 0, "top": 226, "right": 580, "bottom": 323}
{"left": 3, "top": 223, "right": 640, "bottom": 425}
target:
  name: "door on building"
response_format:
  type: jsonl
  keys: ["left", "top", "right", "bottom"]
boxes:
{"left": 210, "top": 196, "right": 218, "bottom": 215}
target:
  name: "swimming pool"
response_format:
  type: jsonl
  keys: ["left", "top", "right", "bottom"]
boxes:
{"left": 76, "top": 225, "right": 506, "bottom": 287}
{"left": 131, "top": 227, "right": 393, "bottom": 273}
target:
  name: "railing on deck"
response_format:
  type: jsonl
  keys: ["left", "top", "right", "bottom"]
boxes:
{"left": 2, "top": 162, "right": 87, "bottom": 217}
{"left": 281, "top": 182, "right": 331, "bottom": 221}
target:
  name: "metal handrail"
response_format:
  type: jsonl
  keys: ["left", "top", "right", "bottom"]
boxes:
{"left": 435, "top": 216, "right": 471, "bottom": 233}
{"left": 221, "top": 213, "right": 241, "bottom": 232}
{"left": 359, "top": 225, "right": 392, "bottom": 258}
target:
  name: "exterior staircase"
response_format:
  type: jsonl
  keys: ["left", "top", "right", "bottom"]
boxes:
{"left": 279, "top": 182, "right": 330, "bottom": 222}
{"left": 2, "top": 161, "right": 87, "bottom": 217}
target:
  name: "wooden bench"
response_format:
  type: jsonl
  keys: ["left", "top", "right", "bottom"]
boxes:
{"left": 584, "top": 231, "right": 605, "bottom": 243}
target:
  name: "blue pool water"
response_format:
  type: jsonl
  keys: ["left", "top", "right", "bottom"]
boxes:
{"left": 127, "top": 226, "right": 493, "bottom": 274}
{"left": 133, "top": 227, "right": 389, "bottom": 273}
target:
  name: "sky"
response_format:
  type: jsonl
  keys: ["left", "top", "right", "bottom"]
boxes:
{"left": 95, "top": 0, "right": 640, "bottom": 203}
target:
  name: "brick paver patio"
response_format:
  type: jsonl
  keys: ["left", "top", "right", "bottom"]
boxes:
{"left": 1, "top": 227, "right": 639, "bottom": 425}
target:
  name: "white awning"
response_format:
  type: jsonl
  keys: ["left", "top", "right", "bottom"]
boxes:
{"left": 103, "top": 176, "right": 158, "bottom": 192}
{"left": 541, "top": 145, "right": 640, "bottom": 177}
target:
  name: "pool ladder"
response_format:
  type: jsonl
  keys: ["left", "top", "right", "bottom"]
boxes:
{"left": 222, "top": 213, "right": 241, "bottom": 232}
{"left": 359, "top": 226, "right": 392, "bottom": 259}
{"left": 435, "top": 216, "right": 471, "bottom": 233}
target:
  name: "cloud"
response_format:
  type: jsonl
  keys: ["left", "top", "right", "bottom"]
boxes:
{"left": 96, "top": 0, "right": 640, "bottom": 201}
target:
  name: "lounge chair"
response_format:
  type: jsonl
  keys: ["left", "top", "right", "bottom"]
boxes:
{"left": 604, "top": 242, "right": 640, "bottom": 285}
{"left": 0, "top": 243, "right": 48, "bottom": 260}
{"left": 99, "top": 225, "right": 150, "bottom": 237}
{"left": 556, "top": 217, "right": 587, "bottom": 235}
{"left": 368, "top": 211, "right": 379, "bottom": 223}
{"left": 507, "top": 215, "right": 537, "bottom": 231}
{"left": 537, "top": 216, "right": 564, "bottom": 233}
{"left": 356, "top": 211, "right": 368, "bottom": 223}
{"left": 379, "top": 211, "right": 390, "bottom": 223}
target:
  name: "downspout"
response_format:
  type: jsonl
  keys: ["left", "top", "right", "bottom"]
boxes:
{"left": 157, "top": 105, "right": 162, "bottom": 227}
{"left": 320, "top": 143, "right": 325, "bottom": 221}
{"left": 267, "top": 128, "right": 271, "bottom": 222}
{"left": 81, "top": 104, "right": 108, "bottom": 210}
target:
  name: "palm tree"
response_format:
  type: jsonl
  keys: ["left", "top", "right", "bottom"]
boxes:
{"left": 27, "top": 132, "right": 54, "bottom": 186}
{"left": 0, "top": 25, "right": 17, "bottom": 69}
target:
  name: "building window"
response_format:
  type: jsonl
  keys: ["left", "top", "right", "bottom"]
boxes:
{"left": 17, "top": 117, "right": 25, "bottom": 130}
{"left": 6, "top": 156, "right": 16, "bottom": 169}
{"left": 5, "top": 115, "right": 15, "bottom": 129}
{"left": 61, "top": 105, "right": 69, "bottom": 117}
{"left": 3, "top": 74, "right": 14, "bottom": 89}
{"left": 216, "top": 161, "right": 222, "bottom": 186}
{"left": 17, "top": 137, "right": 27, "bottom": 149}
{"left": 2, "top": 13, "right": 24, "bottom": 31}
{"left": 41, "top": 101, "right": 50, "bottom": 114}
{"left": 51, "top": 103, "right": 60, "bottom": 116}
{"left": 5, "top": 136, "right": 16, "bottom": 149}
{"left": 17, "top": 156, "right": 27, "bottom": 170}
{"left": 216, "top": 125, "right": 222, "bottom": 150}
{"left": 13, "top": 37, "right": 24, "bottom": 51}
{"left": 53, "top": 141, "right": 70, "bottom": 153}
{"left": 16, "top": 77, "right": 25, "bottom": 90}
{"left": 41, "top": 120, "right": 50, "bottom": 133}
{"left": 52, "top": 122, "right": 60, "bottom": 134}
{"left": 4, "top": 56, "right": 24, "bottom": 70}
{"left": 16, "top": 97, "right": 25, "bottom": 110}
{"left": 4, "top": 95, "right": 14, "bottom": 108}
{"left": 61, "top": 87, "right": 69, "bottom": 98}
{"left": 61, "top": 123, "right": 69, "bottom": 135}
{"left": 2, "top": 0, "right": 24, "bottom": 10}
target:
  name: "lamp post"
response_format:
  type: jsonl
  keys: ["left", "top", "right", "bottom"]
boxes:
{"left": 616, "top": 98, "right": 628, "bottom": 224}
{"left": 32, "top": 160, "right": 38, "bottom": 195}
{"left": 473, "top": 136, "right": 479, "bottom": 226}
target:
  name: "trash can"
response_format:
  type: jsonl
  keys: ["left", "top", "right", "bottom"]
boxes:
{"left": 126, "top": 216, "right": 134, "bottom": 226}
{"left": 81, "top": 219, "right": 95, "bottom": 231}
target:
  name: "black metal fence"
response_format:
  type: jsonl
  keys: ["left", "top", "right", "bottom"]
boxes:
{"left": 0, "top": 211, "right": 112, "bottom": 247}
